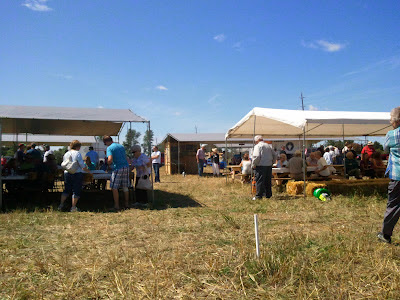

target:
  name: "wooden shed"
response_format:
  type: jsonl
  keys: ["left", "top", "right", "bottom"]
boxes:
{"left": 161, "top": 133, "right": 250, "bottom": 175}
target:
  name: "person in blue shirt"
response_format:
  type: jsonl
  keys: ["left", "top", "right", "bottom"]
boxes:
{"left": 103, "top": 135, "right": 131, "bottom": 211}
{"left": 378, "top": 106, "right": 400, "bottom": 243}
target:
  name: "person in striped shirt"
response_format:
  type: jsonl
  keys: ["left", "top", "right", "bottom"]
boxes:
{"left": 378, "top": 106, "right": 400, "bottom": 243}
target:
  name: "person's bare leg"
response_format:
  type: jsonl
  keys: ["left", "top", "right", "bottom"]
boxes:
{"left": 112, "top": 189, "right": 120, "bottom": 209}
{"left": 72, "top": 196, "right": 79, "bottom": 208}
{"left": 60, "top": 193, "right": 68, "bottom": 206}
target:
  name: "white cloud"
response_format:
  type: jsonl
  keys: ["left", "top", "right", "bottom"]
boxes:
{"left": 308, "top": 105, "right": 319, "bottom": 111}
{"left": 343, "top": 55, "right": 400, "bottom": 77}
{"left": 213, "top": 34, "right": 226, "bottom": 43}
{"left": 208, "top": 94, "right": 221, "bottom": 105}
{"left": 97, "top": 105, "right": 104, "bottom": 109}
{"left": 174, "top": 112, "right": 182, "bottom": 116}
{"left": 22, "top": 0, "right": 53, "bottom": 12}
{"left": 155, "top": 85, "right": 168, "bottom": 91}
{"left": 302, "top": 39, "right": 346, "bottom": 52}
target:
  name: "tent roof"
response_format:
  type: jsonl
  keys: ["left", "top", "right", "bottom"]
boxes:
{"left": 160, "top": 133, "right": 253, "bottom": 145}
{"left": 226, "top": 107, "right": 391, "bottom": 139}
{"left": 0, "top": 105, "right": 147, "bottom": 136}
{"left": 1, "top": 134, "right": 97, "bottom": 146}
{"left": 161, "top": 133, "right": 322, "bottom": 145}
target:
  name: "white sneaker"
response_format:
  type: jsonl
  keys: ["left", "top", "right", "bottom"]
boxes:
{"left": 252, "top": 197, "right": 258, "bottom": 201}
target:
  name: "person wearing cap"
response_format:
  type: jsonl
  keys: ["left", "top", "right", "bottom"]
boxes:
{"left": 43, "top": 144, "right": 54, "bottom": 163}
{"left": 196, "top": 144, "right": 207, "bottom": 177}
{"left": 211, "top": 148, "right": 220, "bottom": 177}
{"left": 14, "top": 143, "right": 26, "bottom": 165}
{"left": 361, "top": 141, "right": 376, "bottom": 157}
{"left": 103, "top": 135, "right": 130, "bottom": 211}
{"left": 252, "top": 135, "right": 277, "bottom": 200}
{"left": 378, "top": 106, "right": 400, "bottom": 244}
{"left": 151, "top": 146, "right": 161, "bottom": 183}
{"left": 86, "top": 146, "right": 99, "bottom": 167}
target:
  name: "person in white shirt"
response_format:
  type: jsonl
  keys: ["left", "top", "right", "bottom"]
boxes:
{"left": 323, "top": 148, "right": 333, "bottom": 165}
{"left": 315, "top": 151, "right": 331, "bottom": 178}
{"left": 58, "top": 140, "right": 88, "bottom": 212}
{"left": 251, "top": 135, "right": 277, "bottom": 200}
{"left": 151, "top": 146, "right": 161, "bottom": 183}
{"left": 43, "top": 145, "right": 54, "bottom": 163}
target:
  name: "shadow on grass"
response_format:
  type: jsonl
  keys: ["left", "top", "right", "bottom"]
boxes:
{"left": 1, "top": 188, "right": 201, "bottom": 213}
{"left": 151, "top": 189, "right": 202, "bottom": 210}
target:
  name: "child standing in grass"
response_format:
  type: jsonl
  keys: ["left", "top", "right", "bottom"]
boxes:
{"left": 211, "top": 148, "right": 220, "bottom": 177}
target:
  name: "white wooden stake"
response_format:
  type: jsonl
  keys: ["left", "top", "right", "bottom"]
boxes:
{"left": 254, "top": 214, "right": 260, "bottom": 258}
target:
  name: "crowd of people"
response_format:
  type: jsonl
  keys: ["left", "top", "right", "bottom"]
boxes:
{"left": 1, "top": 138, "right": 163, "bottom": 213}
{"left": 58, "top": 137, "right": 163, "bottom": 212}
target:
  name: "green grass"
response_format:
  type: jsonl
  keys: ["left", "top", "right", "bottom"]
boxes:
{"left": 0, "top": 173, "right": 398, "bottom": 299}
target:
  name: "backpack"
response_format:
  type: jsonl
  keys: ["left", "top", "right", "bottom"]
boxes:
{"left": 61, "top": 151, "right": 79, "bottom": 174}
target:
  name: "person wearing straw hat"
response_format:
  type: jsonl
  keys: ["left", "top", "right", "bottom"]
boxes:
{"left": 211, "top": 148, "right": 220, "bottom": 177}
{"left": 251, "top": 135, "right": 277, "bottom": 200}
{"left": 377, "top": 106, "right": 400, "bottom": 244}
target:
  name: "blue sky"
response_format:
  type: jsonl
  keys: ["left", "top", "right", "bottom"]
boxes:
{"left": 1, "top": 0, "right": 399, "bottom": 143}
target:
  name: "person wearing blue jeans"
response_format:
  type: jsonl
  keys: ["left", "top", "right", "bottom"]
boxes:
{"left": 378, "top": 106, "right": 400, "bottom": 244}
{"left": 151, "top": 146, "right": 161, "bottom": 182}
{"left": 196, "top": 144, "right": 207, "bottom": 177}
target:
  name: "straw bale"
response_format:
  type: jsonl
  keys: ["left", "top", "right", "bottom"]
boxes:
{"left": 305, "top": 183, "right": 327, "bottom": 196}
{"left": 286, "top": 181, "right": 304, "bottom": 195}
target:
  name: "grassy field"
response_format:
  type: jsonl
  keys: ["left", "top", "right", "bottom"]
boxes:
{"left": 1, "top": 170, "right": 399, "bottom": 299}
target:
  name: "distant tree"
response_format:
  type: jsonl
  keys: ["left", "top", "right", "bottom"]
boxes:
{"left": 53, "top": 146, "right": 69, "bottom": 164}
{"left": 123, "top": 129, "right": 141, "bottom": 158}
{"left": 373, "top": 141, "right": 384, "bottom": 151}
{"left": 323, "top": 140, "right": 354, "bottom": 149}
{"left": 141, "top": 129, "right": 154, "bottom": 156}
{"left": 1, "top": 144, "right": 17, "bottom": 157}
{"left": 157, "top": 143, "right": 165, "bottom": 152}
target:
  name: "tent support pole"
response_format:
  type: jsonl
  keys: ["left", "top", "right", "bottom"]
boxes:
{"left": 0, "top": 120, "right": 2, "bottom": 210}
{"left": 303, "top": 126, "right": 307, "bottom": 198}
{"left": 225, "top": 138, "right": 228, "bottom": 184}
{"left": 178, "top": 141, "right": 180, "bottom": 174}
{"left": 148, "top": 121, "right": 155, "bottom": 207}
{"left": 251, "top": 115, "right": 256, "bottom": 197}
{"left": 342, "top": 123, "right": 346, "bottom": 176}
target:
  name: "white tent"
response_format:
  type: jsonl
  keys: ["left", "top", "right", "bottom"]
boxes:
{"left": 225, "top": 107, "right": 391, "bottom": 197}
{"left": 0, "top": 105, "right": 147, "bottom": 136}
{"left": 0, "top": 105, "right": 150, "bottom": 208}
{"left": 226, "top": 107, "right": 391, "bottom": 139}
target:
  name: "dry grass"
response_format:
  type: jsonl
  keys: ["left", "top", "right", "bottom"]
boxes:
{"left": 1, "top": 168, "right": 399, "bottom": 299}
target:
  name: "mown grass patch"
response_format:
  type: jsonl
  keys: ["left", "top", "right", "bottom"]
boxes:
{"left": 0, "top": 173, "right": 398, "bottom": 298}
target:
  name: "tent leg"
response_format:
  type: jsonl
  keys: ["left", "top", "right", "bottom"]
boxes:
{"left": 0, "top": 120, "right": 2, "bottom": 210}
{"left": 178, "top": 141, "right": 180, "bottom": 175}
{"left": 251, "top": 115, "right": 256, "bottom": 197}
{"left": 342, "top": 123, "right": 346, "bottom": 176}
{"left": 148, "top": 121, "right": 155, "bottom": 207}
{"left": 225, "top": 138, "right": 228, "bottom": 184}
{"left": 303, "top": 128, "right": 307, "bottom": 198}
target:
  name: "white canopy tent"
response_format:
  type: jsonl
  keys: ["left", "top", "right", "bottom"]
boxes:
{"left": 226, "top": 107, "right": 391, "bottom": 139}
{"left": 225, "top": 107, "right": 391, "bottom": 197}
{"left": 0, "top": 105, "right": 150, "bottom": 208}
